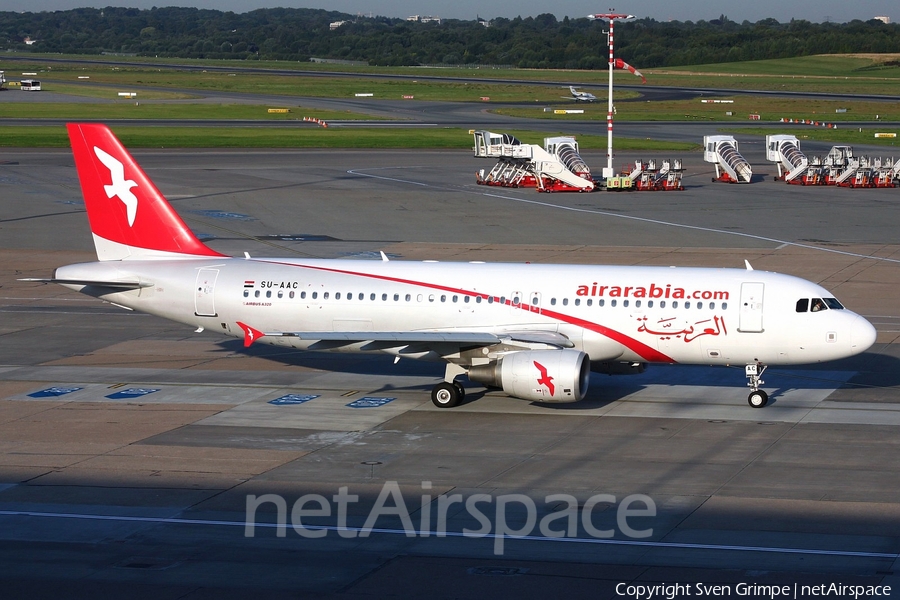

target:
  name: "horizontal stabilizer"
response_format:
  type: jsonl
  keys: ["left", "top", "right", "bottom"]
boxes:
{"left": 19, "top": 278, "right": 151, "bottom": 289}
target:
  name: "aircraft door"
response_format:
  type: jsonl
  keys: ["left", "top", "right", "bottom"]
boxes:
{"left": 194, "top": 268, "right": 219, "bottom": 317}
{"left": 738, "top": 282, "right": 764, "bottom": 333}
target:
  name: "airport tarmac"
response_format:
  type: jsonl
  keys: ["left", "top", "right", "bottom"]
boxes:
{"left": 2, "top": 142, "right": 900, "bottom": 598}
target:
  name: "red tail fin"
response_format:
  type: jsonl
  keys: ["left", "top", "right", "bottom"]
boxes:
{"left": 67, "top": 123, "right": 225, "bottom": 261}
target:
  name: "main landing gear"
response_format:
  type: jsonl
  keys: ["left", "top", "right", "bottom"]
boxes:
{"left": 745, "top": 363, "right": 768, "bottom": 408}
{"left": 431, "top": 381, "right": 465, "bottom": 408}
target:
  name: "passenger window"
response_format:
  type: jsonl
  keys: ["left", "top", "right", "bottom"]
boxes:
{"left": 574, "top": 299, "right": 580, "bottom": 306}
{"left": 265, "top": 290, "right": 270, "bottom": 299}
{"left": 359, "top": 293, "right": 364, "bottom": 300}
{"left": 417, "top": 294, "right": 423, "bottom": 302}
{"left": 659, "top": 301, "right": 665, "bottom": 308}
{"left": 562, "top": 298, "right": 568, "bottom": 306}
{"left": 599, "top": 299, "right": 605, "bottom": 307}
{"left": 696, "top": 302, "right": 702, "bottom": 309}
{"left": 623, "top": 300, "right": 629, "bottom": 307}
{"left": 550, "top": 298, "right": 556, "bottom": 306}
{"left": 611, "top": 299, "right": 617, "bottom": 307}
{"left": 499, "top": 296, "right": 505, "bottom": 304}
{"left": 487, "top": 296, "right": 494, "bottom": 304}
{"left": 721, "top": 302, "right": 727, "bottom": 310}
{"left": 587, "top": 299, "right": 592, "bottom": 307}
{"left": 405, "top": 294, "right": 411, "bottom": 302}
{"left": 440, "top": 295, "right": 446, "bottom": 302}
{"left": 647, "top": 300, "right": 653, "bottom": 308}
{"left": 635, "top": 300, "right": 641, "bottom": 308}
{"left": 709, "top": 302, "right": 715, "bottom": 309}
{"left": 290, "top": 291, "right": 295, "bottom": 299}
{"left": 254, "top": 290, "right": 260, "bottom": 298}
{"left": 335, "top": 292, "right": 341, "bottom": 300}
{"left": 312, "top": 292, "right": 317, "bottom": 299}
{"left": 394, "top": 294, "right": 399, "bottom": 301}
{"left": 243, "top": 290, "right": 249, "bottom": 298}
{"left": 382, "top": 293, "right": 387, "bottom": 301}
{"left": 277, "top": 290, "right": 283, "bottom": 298}
{"left": 672, "top": 301, "right": 677, "bottom": 308}
{"left": 684, "top": 301, "right": 689, "bottom": 308}
{"left": 324, "top": 292, "right": 329, "bottom": 300}
{"left": 453, "top": 295, "right": 458, "bottom": 303}
{"left": 512, "top": 296, "right": 520, "bottom": 305}
{"left": 464, "top": 296, "right": 470, "bottom": 303}
{"left": 796, "top": 299, "right": 809, "bottom": 313}
{"left": 428, "top": 294, "right": 435, "bottom": 302}
{"left": 476, "top": 296, "right": 482, "bottom": 304}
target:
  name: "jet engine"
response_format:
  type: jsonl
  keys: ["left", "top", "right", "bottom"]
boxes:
{"left": 468, "top": 349, "right": 590, "bottom": 403}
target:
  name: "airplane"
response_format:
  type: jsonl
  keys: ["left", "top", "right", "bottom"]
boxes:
{"left": 26, "top": 123, "right": 877, "bottom": 410}
{"left": 565, "top": 86, "right": 598, "bottom": 102}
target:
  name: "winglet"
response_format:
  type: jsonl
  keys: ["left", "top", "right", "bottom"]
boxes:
{"left": 380, "top": 251, "right": 389, "bottom": 262}
{"left": 744, "top": 260, "right": 754, "bottom": 271}
{"left": 236, "top": 321, "right": 266, "bottom": 347}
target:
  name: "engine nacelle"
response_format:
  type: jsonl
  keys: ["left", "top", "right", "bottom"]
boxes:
{"left": 468, "top": 349, "right": 590, "bottom": 403}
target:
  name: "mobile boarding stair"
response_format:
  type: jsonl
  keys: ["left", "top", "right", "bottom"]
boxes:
{"left": 704, "top": 135, "right": 752, "bottom": 183}
{"left": 474, "top": 130, "right": 595, "bottom": 192}
{"left": 766, "top": 135, "right": 819, "bottom": 185}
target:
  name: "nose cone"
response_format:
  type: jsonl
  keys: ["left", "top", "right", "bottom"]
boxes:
{"left": 850, "top": 315, "right": 877, "bottom": 355}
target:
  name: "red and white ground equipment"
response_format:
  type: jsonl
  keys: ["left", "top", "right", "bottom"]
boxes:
{"left": 625, "top": 159, "right": 685, "bottom": 191}
{"left": 473, "top": 130, "right": 595, "bottom": 192}
{"left": 766, "top": 135, "right": 819, "bottom": 185}
{"left": 704, "top": 135, "right": 752, "bottom": 183}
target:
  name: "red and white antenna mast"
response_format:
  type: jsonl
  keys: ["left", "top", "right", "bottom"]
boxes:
{"left": 587, "top": 11, "right": 635, "bottom": 179}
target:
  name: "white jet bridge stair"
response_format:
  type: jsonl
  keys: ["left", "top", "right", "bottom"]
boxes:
{"left": 704, "top": 135, "right": 752, "bottom": 183}
{"left": 474, "top": 130, "right": 595, "bottom": 192}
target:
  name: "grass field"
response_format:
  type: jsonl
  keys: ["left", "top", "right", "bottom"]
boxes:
{"left": 28, "top": 66, "right": 640, "bottom": 103}
{"left": 492, "top": 96, "right": 900, "bottom": 122}
{"left": 0, "top": 126, "right": 699, "bottom": 151}
{"left": 721, "top": 127, "right": 900, "bottom": 148}
{"left": 8, "top": 53, "right": 900, "bottom": 94}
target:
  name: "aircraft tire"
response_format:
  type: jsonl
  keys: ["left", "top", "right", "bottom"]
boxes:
{"left": 748, "top": 390, "right": 769, "bottom": 408}
{"left": 432, "top": 382, "right": 462, "bottom": 408}
{"left": 452, "top": 381, "right": 466, "bottom": 402}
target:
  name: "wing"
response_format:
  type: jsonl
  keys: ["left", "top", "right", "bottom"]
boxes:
{"left": 235, "top": 322, "right": 574, "bottom": 353}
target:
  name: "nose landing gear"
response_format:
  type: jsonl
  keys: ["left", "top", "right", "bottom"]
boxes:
{"left": 746, "top": 363, "right": 768, "bottom": 408}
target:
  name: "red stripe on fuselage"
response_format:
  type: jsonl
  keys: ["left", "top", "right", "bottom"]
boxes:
{"left": 263, "top": 260, "right": 676, "bottom": 364}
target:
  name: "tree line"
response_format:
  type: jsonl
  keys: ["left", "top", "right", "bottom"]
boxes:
{"left": 1, "top": 7, "right": 898, "bottom": 68}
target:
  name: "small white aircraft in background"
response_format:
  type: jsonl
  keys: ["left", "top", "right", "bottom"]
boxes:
{"left": 565, "top": 86, "right": 598, "bottom": 102}
{"left": 27, "top": 124, "right": 877, "bottom": 410}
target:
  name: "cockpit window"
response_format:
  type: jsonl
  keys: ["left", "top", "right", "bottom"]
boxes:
{"left": 796, "top": 299, "right": 809, "bottom": 313}
{"left": 823, "top": 297, "right": 844, "bottom": 310}
{"left": 810, "top": 298, "right": 827, "bottom": 312}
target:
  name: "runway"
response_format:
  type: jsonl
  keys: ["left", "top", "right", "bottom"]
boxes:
{"left": 2, "top": 142, "right": 900, "bottom": 595}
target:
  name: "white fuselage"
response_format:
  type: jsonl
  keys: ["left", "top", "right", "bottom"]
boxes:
{"left": 55, "top": 258, "right": 875, "bottom": 368}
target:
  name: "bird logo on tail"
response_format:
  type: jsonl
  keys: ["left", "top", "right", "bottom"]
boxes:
{"left": 93, "top": 146, "right": 138, "bottom": 227}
